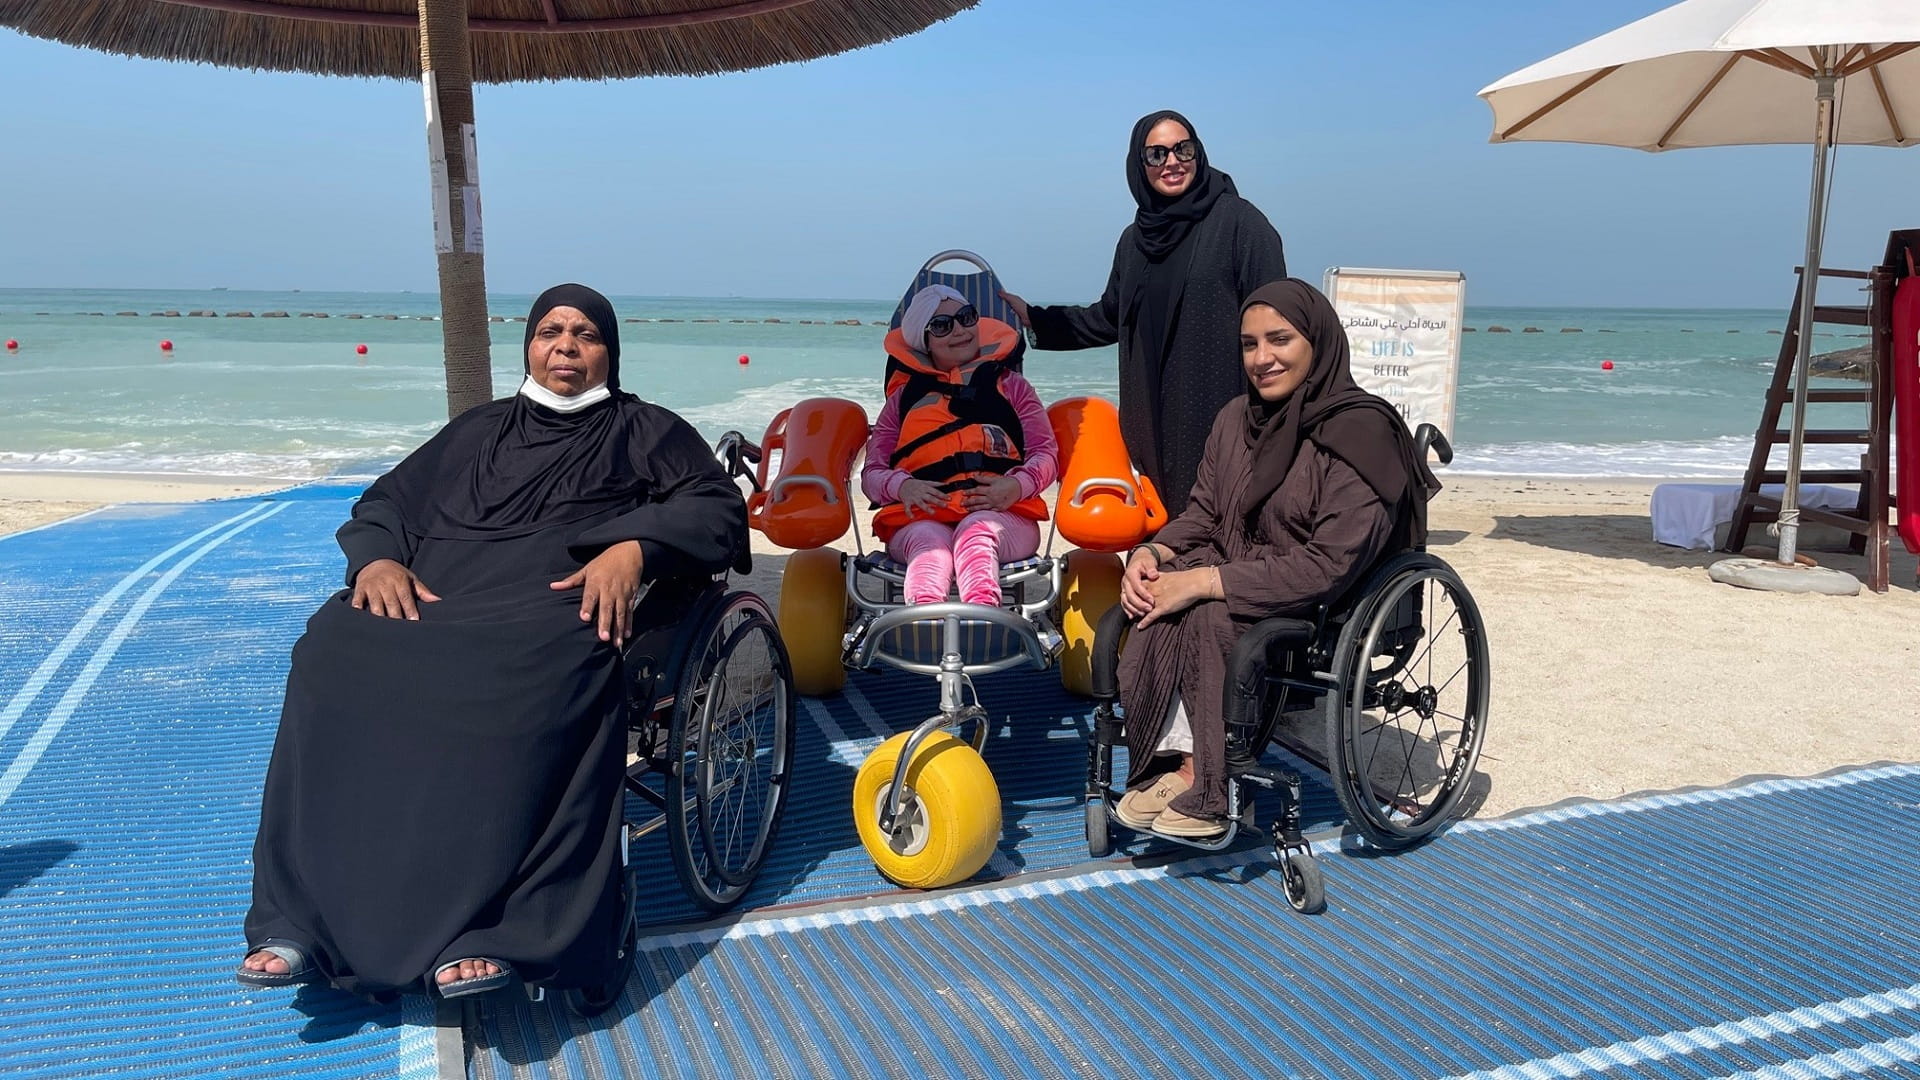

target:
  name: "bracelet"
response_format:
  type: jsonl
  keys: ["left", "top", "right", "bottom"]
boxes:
{"left": 1126, "top": 543, "right": 1163, "bottom": 567}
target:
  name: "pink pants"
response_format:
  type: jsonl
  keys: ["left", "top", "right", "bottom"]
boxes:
{"left": 888, "top": 511, "right": 1042, "bottom": 605}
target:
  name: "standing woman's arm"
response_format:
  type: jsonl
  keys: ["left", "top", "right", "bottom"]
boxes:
{"left": 1023, "top": 235, "right": 1129, "bottom": 350}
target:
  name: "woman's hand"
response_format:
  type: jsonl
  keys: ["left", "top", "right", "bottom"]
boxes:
{"left": 351, "top": 559, "right": 440, "bottom": 620}
{"left": 896, "top": 478, "right": 948, "bottom": 517}
{"left": 550, "top": 540, "right": 644, "bottom": 646}
{"left": 961, "top": 476, "right": 1021, "bottom": 513}
{"left": 1119, "top": 547, "right": 1162, "bottom": 620}
{"left": 1134, "top": 567, "right": 1222, "bottom": 630}
{"left": 998, "top": 291, "right": 1031, "bottom": 328}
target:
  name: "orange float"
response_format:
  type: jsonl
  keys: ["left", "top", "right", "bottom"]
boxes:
{"left": 1045, "top": 396, "right": 1166, "bottom": 552}
{"left": 747, "top": 397, "right": 871, "bottom": 550}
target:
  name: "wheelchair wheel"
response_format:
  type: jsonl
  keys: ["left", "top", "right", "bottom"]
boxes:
{"left": 1057, "top": 550, "right": 1122, "bottom": 697}
{"left": 1085, "top": 797, "right": 1111, "bottom": 858}
{"left": 666, "top": 591, "right": 796, "bottom": 911}
{"left": 1279, "top": 850, "right": 1326, "bottom": 915}
{"left": 853, "top": 731, "right": 1000, "bottom": 889}
{"left": 1327, "top": 559, "right": 1488, "bottom": 850}
{"left": 779, "top": 546, "right": 848, "bottom": 696}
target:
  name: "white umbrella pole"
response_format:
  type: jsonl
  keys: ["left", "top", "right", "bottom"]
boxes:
{"left": 1777, "top": 70, "right": 1838, "bottom": 566}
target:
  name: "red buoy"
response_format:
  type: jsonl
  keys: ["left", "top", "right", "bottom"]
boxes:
{"left": 159, "top": 340, "right": 173, "bottom": 352}
{"left": 4, "top": 339, "right": 17, "bottom": 351}
{"left": 356, "top": 344, "right": 369, "bottom": 355}
{"left": 1600, "top": 360, "right": 1614, "bottom": 371}
{"left": 737, "top": 354, "right": 750, "bottom": 366}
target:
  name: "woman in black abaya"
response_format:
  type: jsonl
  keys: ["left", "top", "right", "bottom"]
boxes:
{"left": 239, "top": 284, "right": 747, "bottom": 1000}
{"left": 1002, "top": 110, "right": 1288, "bottom": 516}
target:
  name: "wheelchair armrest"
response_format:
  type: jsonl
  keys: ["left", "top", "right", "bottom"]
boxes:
{"left": 1221, "top": 617, "right": 1315, "bottom": 770}
{"left": 1089, "top": 602, "right": 1132, "bottom": 703}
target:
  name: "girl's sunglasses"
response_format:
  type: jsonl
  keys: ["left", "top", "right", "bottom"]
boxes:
{"left": 1140, "top": 139, "right": 1199, "bottom": 168}
{"left": 926, "top": 305, "right": 979, "bottom": 338}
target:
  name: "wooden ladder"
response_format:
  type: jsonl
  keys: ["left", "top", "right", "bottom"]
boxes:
{"left": 1724, "top": 264, "right": 1895, "bottom": 592}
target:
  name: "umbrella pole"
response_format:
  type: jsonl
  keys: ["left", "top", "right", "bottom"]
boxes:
{"left": 420, "top": 0, "right": 493, "bottom": 419}
{"left": 1776, "top": 70, "right": 1838, "bottom": 566}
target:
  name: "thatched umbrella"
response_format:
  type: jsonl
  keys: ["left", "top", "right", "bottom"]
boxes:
{"left": 0, "top": 0, "right": 977, "bottom": 416}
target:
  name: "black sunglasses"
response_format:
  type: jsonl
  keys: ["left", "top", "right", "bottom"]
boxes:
{"left": 925, "top": 305, "right": 979, "bottom": 339}
{"left": 1140, "top": 139, "right": 1199, "bottom": 168}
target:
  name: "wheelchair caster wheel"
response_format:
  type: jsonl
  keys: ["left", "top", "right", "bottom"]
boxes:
{"left": 854, "top": 732, "right": 1000, "bottom": 889}
{"left": 1085, "top": 796, "right": 1111, "bottom": 858}
{"left": 1279, "top": 849, "right": 1325, "bottom": 915}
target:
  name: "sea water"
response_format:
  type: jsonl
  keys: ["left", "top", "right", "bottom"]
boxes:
{"left": 0, "top": 288, "right": 1875, "bottom": 480}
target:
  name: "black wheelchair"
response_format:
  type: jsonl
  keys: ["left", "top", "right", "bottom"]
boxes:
{"left": 1085, "top": 426, "right": 1489, "bottom": 915}
{"left": 557, "top": 443, "right": 798, "bottom": 1016}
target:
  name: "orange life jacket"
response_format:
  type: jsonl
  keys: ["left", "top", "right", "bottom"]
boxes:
{"left": 873, "top": 318, "right": 1048, "bottom": 541}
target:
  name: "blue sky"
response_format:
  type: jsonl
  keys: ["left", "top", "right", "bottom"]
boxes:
{"left": 0, "top": 0, "right": 1912, "bottom": 306}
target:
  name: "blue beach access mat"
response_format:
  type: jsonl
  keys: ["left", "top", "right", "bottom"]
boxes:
{"left": 3, "top": 488, "right": 1919, "bottom": 1079}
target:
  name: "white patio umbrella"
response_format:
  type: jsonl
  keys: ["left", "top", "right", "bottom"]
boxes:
{"left": 1478, "top": 0, "right": 1918, "bottom": 591}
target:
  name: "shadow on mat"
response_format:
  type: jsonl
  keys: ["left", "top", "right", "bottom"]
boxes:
{"left": 0, "top": 840, "right": 78, "bottom": 900}
{"left": 287, "top": 986, "right": 405, "bottom": 1044}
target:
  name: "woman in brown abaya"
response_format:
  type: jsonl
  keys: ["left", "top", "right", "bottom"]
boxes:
{"left": 1112, "top": 279, "right": 1437, "bottom": 839}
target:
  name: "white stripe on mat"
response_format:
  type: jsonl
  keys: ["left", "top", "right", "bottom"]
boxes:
{"left": 0, "top": 502, "right": 278, "bottom": 752}
{"left": 638, "top": 764, "right": 1919, "bottom": 952}
{"left": 1435, "top": 981, "right": 1920, "bottom": 1080}
{"left": 802, "top": 697, "right": 878, "bottom": 768}
{"left": 0, "top": 502, "right": 287, "bottom": 809}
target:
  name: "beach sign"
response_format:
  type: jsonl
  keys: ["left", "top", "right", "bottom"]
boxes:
{"left": 1323, "top": 267, "right": 1465, "bottom": 461}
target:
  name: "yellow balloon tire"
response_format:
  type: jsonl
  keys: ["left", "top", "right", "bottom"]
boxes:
{"left": 1057, "top": 549, "right": 1123, "bottom": 697}
{"left": 778, "top": 546, "right": 848, "bottom": 697}
{"left": 853, "top": 732, "right": 1001, "bottom": 889}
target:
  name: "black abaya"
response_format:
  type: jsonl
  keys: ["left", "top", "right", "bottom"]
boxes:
{"left": 246, "top": 395, "right": 746, "bottom": 996}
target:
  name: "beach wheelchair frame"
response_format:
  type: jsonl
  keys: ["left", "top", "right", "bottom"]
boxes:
{"left": 1085, "top": 426, "right": 1490, "bottom": 914}
{"left": 739, "top": 251, "right": 1149, "bottom": 890}
{"left": 557, "top": 437, "right": 797, "bottom": 1016}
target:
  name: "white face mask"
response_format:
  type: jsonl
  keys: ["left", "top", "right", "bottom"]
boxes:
{"left": 517, "top": 374, "right": 612, "bottom": 413}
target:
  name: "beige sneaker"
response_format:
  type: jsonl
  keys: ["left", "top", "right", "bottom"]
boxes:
{"left": 1113, "top": 772, "right": 1193, "bottom": 829}
{"left": 1151, "top": 806, "right": 1228, "bottom": 839}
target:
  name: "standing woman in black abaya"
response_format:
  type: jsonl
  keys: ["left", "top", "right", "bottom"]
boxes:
{"left": 238, "top": 284, "right": 747, "bottom": 1003}
{"left": 1001, "top": 110, "right": 1287, "bottom": 516}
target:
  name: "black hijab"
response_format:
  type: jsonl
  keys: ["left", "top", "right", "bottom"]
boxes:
{"left": 524, "top": 282, "right": 623, "bottom": 391}
{"left": 1235, "top": 279, "right": 1440, "bottom": 547}
{"left": 1125, "top": 110, "right": 1236, "bottom": 376}
{"left": 371, "top": 284, "right": 649, "bottom": 540}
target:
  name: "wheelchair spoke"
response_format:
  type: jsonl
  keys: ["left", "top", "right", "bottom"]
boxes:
{"left": 1334, "top": 564, "right": 1488, "bottom": 844}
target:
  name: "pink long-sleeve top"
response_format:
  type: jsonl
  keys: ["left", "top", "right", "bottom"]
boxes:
{"left": 860, "top": 370, "right": 1059, "bottom": 505}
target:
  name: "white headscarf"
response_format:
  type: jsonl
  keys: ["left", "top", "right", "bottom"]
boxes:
{"left": 901, "top": 284, "right": 968, "bottom": 349}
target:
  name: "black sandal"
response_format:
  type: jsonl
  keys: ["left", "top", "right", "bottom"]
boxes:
{"left": 431, "top": 957, "right": 514, "bottom": 999}
{"left": 235, "top": 939, "right": 322, "bottom": 989}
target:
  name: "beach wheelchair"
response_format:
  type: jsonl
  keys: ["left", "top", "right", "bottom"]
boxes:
{"left": 1085, "top": 425, "right": 1490, "bottom": 914}
{"left": 558, "top": 437, "right": 797, "bottom": 1016}
{"left": 734, "top": 251, "right": 1167, "bottom": 890}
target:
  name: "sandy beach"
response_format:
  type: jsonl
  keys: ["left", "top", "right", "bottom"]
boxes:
{"left": 5, "top": 471, "right": 1915, "bottom": 820}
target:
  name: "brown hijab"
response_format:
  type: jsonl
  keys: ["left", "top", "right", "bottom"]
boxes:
{"left": 1235, "top": 279, "right": 1439, "bottom": 548}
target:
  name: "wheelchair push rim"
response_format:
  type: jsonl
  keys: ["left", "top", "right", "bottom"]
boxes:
{"left": 1327, "top": 560, "right": 1489, "bottom": 849}
{"left": 667, "top": 591, "right": 797, "bottom": 911}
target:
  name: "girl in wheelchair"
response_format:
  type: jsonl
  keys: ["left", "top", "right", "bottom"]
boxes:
{"left": 861, "top": 284, "right": 1058, "bottom": 607}
{"left": 1113, "top": 279, "right": 1439, "bottom": 840}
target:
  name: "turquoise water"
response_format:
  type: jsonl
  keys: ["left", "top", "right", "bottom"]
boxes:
{"left": 0, "top": 288, "right": 1874, "bottom": 479}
